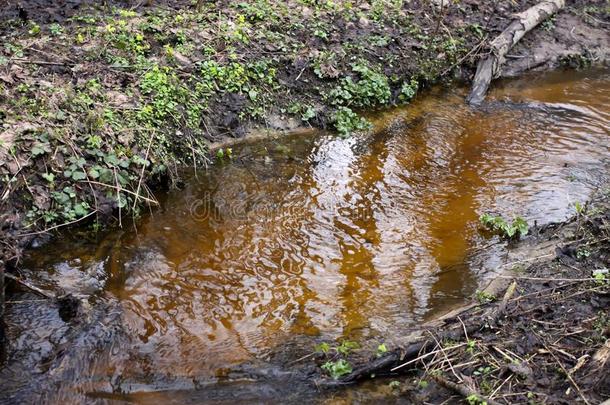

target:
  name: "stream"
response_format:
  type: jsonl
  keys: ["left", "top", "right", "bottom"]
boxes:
{"left": 1, "top": 69, "right": 609, "bottom": 403}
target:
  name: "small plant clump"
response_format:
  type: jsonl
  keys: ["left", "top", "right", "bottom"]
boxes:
{"left": 479, "top": 213, "right": 529, "bottom": 239}
{"left": 314, "top": 340, "right": 365, "bottom": 379}
{"left": 321, "top": 359, "right": 353, "bottom": 379}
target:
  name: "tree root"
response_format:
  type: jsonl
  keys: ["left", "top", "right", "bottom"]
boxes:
{"left": 467, "top": 0, "right": 565, "bottom": 105}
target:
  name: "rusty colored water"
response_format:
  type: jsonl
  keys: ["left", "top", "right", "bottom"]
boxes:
{"left": 2, "top": 69, "right": 609, "bottom": 403}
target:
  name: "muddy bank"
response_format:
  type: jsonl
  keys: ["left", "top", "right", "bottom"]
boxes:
{"left": 0, "top": 0, "right": 609, "bottom": 265}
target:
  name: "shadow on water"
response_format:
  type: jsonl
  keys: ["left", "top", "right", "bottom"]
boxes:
{"left": 1, "top": 69, "right": 609, "bottom": 403}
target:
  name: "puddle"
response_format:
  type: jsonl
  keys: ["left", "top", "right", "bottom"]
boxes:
{"left": 2, "top": 69, "right": 609, "bottom": 403}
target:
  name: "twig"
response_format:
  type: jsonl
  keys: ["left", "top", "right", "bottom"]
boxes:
{"left": 81, "top": 181, "right": 158, "bottom": 204}
{"left": 132, "top": 131, "right": 155, "bottom": 211}
{"left": 391, "top": 342, "right": 467, "bottom": 371}
{"left": 499, "top": 275, "right": 599, "bottom": 282}
{"left": 10, "top": 58, "right": 70, "bottom": 66}
{"left": 427, "top": 331, "right": 462, "bottom": 382}
{"left": 16, "top": 210, "right": 98, "bottom": 237}
{"left": 4, "top": 273, "right": 54, "bottom": 299}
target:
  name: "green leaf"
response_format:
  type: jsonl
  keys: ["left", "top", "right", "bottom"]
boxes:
{"left": 73, "top": 202, "right": 89, "bottom": 217}
{"left": 315, "top": 342, "right": 330, "bottom": 354}
{"left": 41, "top": 173, "right": 55, "bottom": 182}
{"left": 376, "top": 343, "right": 388, "bottom": 357}
{"left": 31, "top": 142, "right": 51, "bottom": 157}
{"left": 337, "top": 340, "right": 358, "bottom": 356}
{"left": 321, "top": 359, "right": 352, "bottom": 379}
{"left": 72, "top": 170, "right": 87, "bottom": 181}
{"left": 88, "top": 168, "right": 100, "bottom": 179}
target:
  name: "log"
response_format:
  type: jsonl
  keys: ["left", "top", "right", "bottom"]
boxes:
{"left": 467, "top": 0, "right": 565, "bottom": 106}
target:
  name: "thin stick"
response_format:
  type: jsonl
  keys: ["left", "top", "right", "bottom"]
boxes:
{"left": 16, "top": 210, "right": 98, "bottom": 237}
{"left": 4, "top": 273, "right": 54, "bottom": 299}
{"left": 427, "top": 331, "right": 462, "bottom": 383}
{"left": 82, "top": 181, "right": 158, "bottom": 204}
{"left": 391, "top": 342, "right": 467, "bottom": 371}
{"left": 499, "top": 275, "right": 601, "bottom": 282}
{"left": 132, "top": 131, "right": 155, "bottom": 211}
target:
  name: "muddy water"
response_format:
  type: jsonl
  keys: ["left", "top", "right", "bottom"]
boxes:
{"left": 2, "top": 70, "right": 609, "bottom": 403}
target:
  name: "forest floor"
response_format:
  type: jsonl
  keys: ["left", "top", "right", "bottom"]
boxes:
{"left": 0, "top": 0, "right": 608, "bottom": 262}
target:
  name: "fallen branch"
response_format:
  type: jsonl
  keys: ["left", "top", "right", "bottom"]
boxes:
{"left": 467, "top": 0, "right": 565, "bottom": 105}
{"left": 4, "top": 273, "right": 55, "bottom": 299}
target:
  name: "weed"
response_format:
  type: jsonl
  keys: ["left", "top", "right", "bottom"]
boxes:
{"left": 468, "top": 23, "right": 484, "bottom": 39}
{"left": 28, "top": 22, "right": 41, "bottom": 36}
{"left": 541, "top": 15, "right": 556, "bottom": 31}
{"left": 399, "top": 78, "right": 419, "bottom": 103}
{"left": 466, "top": 394, "right": 486, "bottom": 405}
{"left": 49, "top": 23, "right": 64, "bottom": 36}
{"left": 593, "top": 269, "right": 608, "bottom": 284}
{"left": 466, "top": 339, "right": 476, "bottom": 354}
{"left": 576, "top": 247, "right": 590, "bottom": 259}
{"left": 480, "top": 213, "right": 529, "bottom": 239}
{"left": 475, "top": 290, "right": 496, "bottom": 304}
{"left": 321, "top": 359, "right": 352, "bottom": 379}
{"left": 376, "top": 343, "right": 388, "bottom": 357}
{"left": 315, "top": 342, "right": 330, "bottom": 354}
{"left": 332, "top": 107, "right": 371, "bottom": 137}
{"left": 417, "top": 379, "right": 429, "bottom": 389}
{"left": 327, "top": 63, "right": 391, "bottom": 108}
{"left": 337, "top": 340, "right": 359, "bottom": 356}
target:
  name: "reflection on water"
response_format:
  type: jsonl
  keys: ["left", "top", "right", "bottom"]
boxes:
{"left": 3, "top": 69, "right": 609, "bottom": 402}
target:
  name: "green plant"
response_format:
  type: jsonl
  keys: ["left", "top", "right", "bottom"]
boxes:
{"left": 475, "top": 290, "right": 496, "bottom": 304}
{"left": 468, "top": 23, "right": 484, "bottom": 39}
{"left": 473, "top": 366, "right": 492, "bottom": 376}
{"left": 399, "top": 78, "right": 419, "bottom": 102}
{"left": 466, "top": 339, "right": 476, "bottom": 354}
{"left": 337, "top": 340, "right": 359, "bottom": 355}
{"left": 333, "top": 107, "right": 372, "bottom": 137}
{"left": 480, "top": 213, "right": 529, "bottom": 239}
{"left": 49, "top": 23, "right": 64, "bottom": 36}
{"left": 327, "top": 63, "right": 391, "bottom": 108}
{"left": 28, "top": 22, "right": 41, "bottom": 36}
{"left": 576, "top": 247, "right": 590, "bottom": 259}
{"left": 376, "top": 343, "right": 388, "bottom": 357}
{"left": 315, "top": 342, "right": 330, "bottom": 354}
{"left": 321, "top": 359, "right": 352, "bottom": 379}
{"left": 466, "top": 394, "right": 487, "bottom": 405}
{"left": 417, "top": 379, "right": 429, "bottom": 389}
{"left": 593, "top": 269, "right": 607, "bottom": 284}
